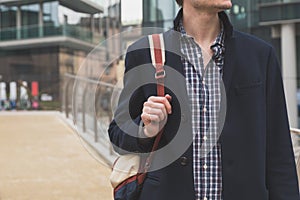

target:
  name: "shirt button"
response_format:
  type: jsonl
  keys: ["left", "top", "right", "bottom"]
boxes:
{"left": 202, "top": 80, "right": 205, "bottom": 85}
{"left": 203, "top": 197, "right": 208, "bottom": 200}
{"left": 198, "top": 53, "right": 202, "bottom": 58}
{"left": 203, "top": 107, "right": 207, "bottom": 113}
{"left": 203, "top": 136, "right": 208, "bottom": 141}
{"left": 203, "top": 164, "right": 208, "bottom": 169}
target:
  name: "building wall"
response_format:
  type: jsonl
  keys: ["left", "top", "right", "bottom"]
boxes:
{"left": 0, "top": 47, "right": 59, "bottom": 99}
{"left": 0, "top": 1, "right": 104, "bottom": 103}
{"left": 142, "top": 0, "right": 179, "bottom": 29}
{"left": 230, "top": 0, "right": 300, "bottom": 84}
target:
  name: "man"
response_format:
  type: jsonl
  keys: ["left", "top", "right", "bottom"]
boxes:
{"left": 108, "top": 0, "right": 300, "bottom": 199}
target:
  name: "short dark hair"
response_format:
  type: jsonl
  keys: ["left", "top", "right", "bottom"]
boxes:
{"left": 176, "top": 0, "right": 183, "bottom": 6}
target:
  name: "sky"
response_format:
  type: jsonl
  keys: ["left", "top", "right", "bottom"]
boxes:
{"left": 120, "top": 0, "right": 143, "bottom": 25}
{"left": 103, "top": 0, "right": 143, "bottom": 25}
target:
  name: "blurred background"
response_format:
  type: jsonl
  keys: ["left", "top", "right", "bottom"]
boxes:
{"left": 0, "top": 0, "right": 299, "bottom": 127}
{"left": 0, "top": 0, "right": 300, "bottom": 199}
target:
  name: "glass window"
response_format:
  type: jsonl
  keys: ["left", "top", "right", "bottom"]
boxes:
{"left": 297, "top": 34, "right": 300, "bottom": 87}
{"left": 0, "top": 5, "right": 17, "bottom": 29}
{"left": 0, "top": 5, "right": 17, "bottom": 40}
{"left": 156, "top": 0, "right": 180, "bottom": 28}
{"left": 58, "top": 4, "right": 92, "bottom": 42}
{"left": 58, "top": 4, "right": 90, "bottom": 25}
{"left": 43, "top": 1, "right": 59, "bottom": 26}
{"left": 142, "top": 0, "right": 157, "bottom": 24}
{"left": 229, "top": 0, "right": 256, "bottom": 33}
{"left": 142, "top": 0, "right": 179, "bottom": 28}
{"left": 284, "top": 4, "right": 300, "bottom": 20}
{"left": 21, "top": 4, "right": 39, "bottom": 26}
{"left": 20, "top": 4, "right": 39, "bottom": 39}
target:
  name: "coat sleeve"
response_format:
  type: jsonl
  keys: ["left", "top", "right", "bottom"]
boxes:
{"left": 108, "top": 45, "right": 154, "bottom": 155}
{"left": 266, "top": 47, "right": 300, "bottom": 199}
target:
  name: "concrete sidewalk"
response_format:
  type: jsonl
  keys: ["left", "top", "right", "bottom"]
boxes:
{"left": 0, "top": 111, "right": 113, "bottom": 200}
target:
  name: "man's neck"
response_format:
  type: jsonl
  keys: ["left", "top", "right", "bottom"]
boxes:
{"left": 182, "top": 6, "right": 220, "bottom": 49}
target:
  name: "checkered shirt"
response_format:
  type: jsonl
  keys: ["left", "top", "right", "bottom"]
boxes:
{"left": 178, "top": 19, "right": 225, "bottom": 200}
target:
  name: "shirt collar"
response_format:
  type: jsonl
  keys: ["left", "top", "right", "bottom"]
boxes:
{"left": 178, "top": 16, "right": 225, "bottom": 43}
{"left": 177, "top": 14, "right": 226, "bottom": 69}
{"left": 177, "top": 17, "right": 225, "bottom": 53}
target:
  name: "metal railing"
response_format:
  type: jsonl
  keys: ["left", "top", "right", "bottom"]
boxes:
{"left": 62, "top": 73, "right": 120, "bottom": 166}
{"left": 0, "top": 24, "right": 104, "bottom": 44}
{"left": 291, "top": 128, "right": 300, "bottom": 187}
{"left": 61, "top": 74, "right": 300, "bottom": 169}
{"left": 291, "top": 128, "right": 300, "bottom": 158}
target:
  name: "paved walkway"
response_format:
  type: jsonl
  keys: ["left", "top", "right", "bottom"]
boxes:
{"left": 0, "top": 111, "right": 113, "bottom": 200}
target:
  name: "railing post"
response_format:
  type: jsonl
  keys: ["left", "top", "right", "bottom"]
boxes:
{"left": 107, "top": 86, "right": 113, "bottom": 123}
{"left": 65, "top": 78, "right": 70, "bottom": 118}
{"left": 82, "top": 83, "right": 88, "bottom": 133}
{"left": 38, "top": 2, "right": 44, "bottom": 38}
{"left": 94, "top": 112, "right": 98, "bottom": 142}
{"left": 63, "top": 73, "right": 118, "bottom": 143}
{"left": 16, "top": 6, "right": 21, "bottom": 40}
{"left": 72, "top": 79, "right": 77, "bottom": 124}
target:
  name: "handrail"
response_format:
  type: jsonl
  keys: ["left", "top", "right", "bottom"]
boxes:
{"left": 287, "top": 128, "right": 300, "bottom": 186}
{"left": 291, "top": 128, "right": 300, "bottom": 135}
{"left": 64, "top": 73, "right": 116, "bottom": 88}
{"left": 62, "top": 73, "right": 119, "bottom": 166}
{"left": 0, "top": 23, "right": 104, "bottom": 44}
{"left": 61, "top": 73, "right": 300, "bottom": 168}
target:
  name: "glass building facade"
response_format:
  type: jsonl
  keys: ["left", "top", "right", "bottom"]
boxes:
{"left": 0, "top": 0, "right": 104, "bottom": 101}
{"left": 142, "top": 0, "right": 179, "bottom": 29}
{"left": 142, "top": 0, "right": 300, "bottom": 127}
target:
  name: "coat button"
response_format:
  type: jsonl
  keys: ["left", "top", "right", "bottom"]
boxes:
{"left": 179, "top": 157, "right": 188, "bottom": 166}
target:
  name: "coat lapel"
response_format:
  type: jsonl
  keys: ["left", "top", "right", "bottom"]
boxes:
{"left": 163, "top": 30, "right": 185, "bottom": 75}
{"left": 222, "top": 35, "right": 236, "bottom": 95}
{"left": 219, "top": 34, "right": 237, "bottom": 142}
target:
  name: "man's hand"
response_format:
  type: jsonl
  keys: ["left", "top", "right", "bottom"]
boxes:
{"left": 141, "top": 94, "right": 172, "bottom": 138}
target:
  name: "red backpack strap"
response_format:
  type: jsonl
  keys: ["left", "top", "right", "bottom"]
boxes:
{"left": 142, "top": 33, "right": 166, "bottom": 173}
{"left": 148, "top": 33, "right": 165, "bottom": 97}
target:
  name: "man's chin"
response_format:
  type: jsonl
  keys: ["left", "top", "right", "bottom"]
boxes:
{"left": 217, "top": 4, "right": 232, "bottom": 11}
{"left": 224, "top": 2, "right": 233, "bottom": 9}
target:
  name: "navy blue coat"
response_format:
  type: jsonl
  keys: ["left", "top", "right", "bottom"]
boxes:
{"left": 108, "top": 10, "right": 300, "bottom": 200}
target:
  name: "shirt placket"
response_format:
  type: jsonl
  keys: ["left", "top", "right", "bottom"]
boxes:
{"left": 180, "top": 24, "right": 224, "bottom": 199}
{"left": 202, "top": 86, "right": 209, "bottom": 200}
